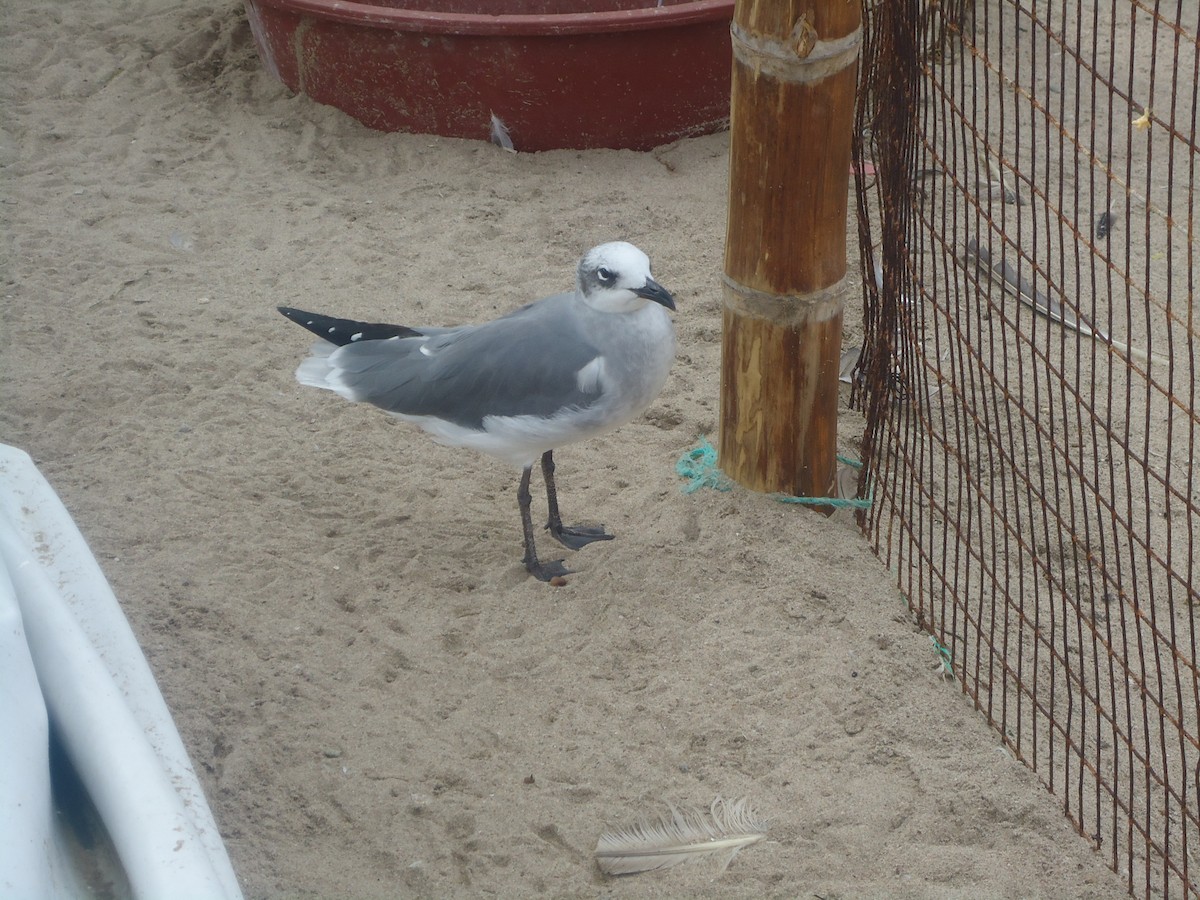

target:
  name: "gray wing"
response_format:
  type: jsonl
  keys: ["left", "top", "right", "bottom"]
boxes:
{"left": 327, "top": 293, "right": 604, "bottom": 428}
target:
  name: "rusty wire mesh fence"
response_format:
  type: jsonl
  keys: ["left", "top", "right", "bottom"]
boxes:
{"left": 852, "top": 1, "right": 1199, "bottom": 896}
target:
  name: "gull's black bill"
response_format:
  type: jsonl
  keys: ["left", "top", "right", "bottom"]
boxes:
{"left": 634, "top": 277, "right": 676, "bottom": 311}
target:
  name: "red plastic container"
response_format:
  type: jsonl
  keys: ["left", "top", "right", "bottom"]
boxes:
{"left": 243, "top": 0, "right": 734, "bottom": 150}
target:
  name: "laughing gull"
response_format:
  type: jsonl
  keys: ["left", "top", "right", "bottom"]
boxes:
{"left": 279, "top": 241, "right": 676, "bottom": 582}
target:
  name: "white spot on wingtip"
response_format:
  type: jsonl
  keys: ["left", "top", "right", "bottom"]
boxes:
{"left": 327, "top": 327, "right": 336, "bottom": 334}
{"left": 351, "top": 332, "right": 363, "bottom": 341}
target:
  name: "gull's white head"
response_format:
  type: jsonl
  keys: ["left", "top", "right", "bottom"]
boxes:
{"left": 576, "top": 241, "right": 676, "bottom": 314}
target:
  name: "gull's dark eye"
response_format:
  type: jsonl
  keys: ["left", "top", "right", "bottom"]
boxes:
{"left": 596, "top": 267, "right": 616, "bottom": 285}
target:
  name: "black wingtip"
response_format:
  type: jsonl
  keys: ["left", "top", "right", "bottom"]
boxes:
{"left": 278, "top": 306, "right": 317, "bottom": 326}
{"left": 277, "top": 306, "right": 423, "bottom": 346}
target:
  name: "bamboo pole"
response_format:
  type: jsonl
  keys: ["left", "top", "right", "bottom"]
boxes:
{"left": 719, "top": 0, "right": 862, "bottom": 498}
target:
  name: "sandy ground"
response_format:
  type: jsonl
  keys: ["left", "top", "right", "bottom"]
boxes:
{"left": 3, "top": 1, "right": 1132, "bottom": 897}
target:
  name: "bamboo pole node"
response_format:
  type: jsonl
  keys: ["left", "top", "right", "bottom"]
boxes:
{"left": 729, "top": 20, "right": 861, "bottom": 83}
{"left": 721, "top": 273, "right": 848, "bottom": 327}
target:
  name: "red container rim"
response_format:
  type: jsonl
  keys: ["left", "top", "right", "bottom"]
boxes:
{"left": 248, "top": 0, "right": 734, "bottom": 36}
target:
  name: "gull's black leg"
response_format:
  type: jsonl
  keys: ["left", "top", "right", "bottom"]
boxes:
{"left": 518, "top": 463, "right": 572, "bottom": 581}
{"left": 541, "top": 450, "right": 615, "bottom": 550}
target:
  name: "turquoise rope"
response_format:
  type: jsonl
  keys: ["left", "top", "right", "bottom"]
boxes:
{"left": 675, "top": 439, "right": 873, "bottom": 510}
{"left": 930, "top": 635, "right": 955, "bottom": 677}
{"left": 675, "top": 439, "right": 733, "bottom": 494}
